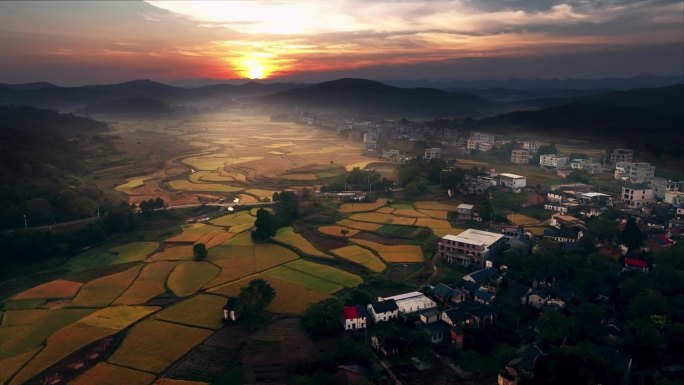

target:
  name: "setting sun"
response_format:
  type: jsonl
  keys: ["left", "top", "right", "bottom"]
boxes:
{"left": 244, "top": 59, "right": 265, "bottom": 79}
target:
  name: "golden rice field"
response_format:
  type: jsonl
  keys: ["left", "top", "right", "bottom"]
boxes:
{"left": 70, "top": 265, "right": 142, "bottom": 307}
{"left": 154, "top": 294, "right": 226, "bottom": 330}
{"left": 317, "top": 225, "right": 360, "bottom": 238}
{"left": 114, "top": 261, "right": 178, "bottom": 305}
{"left": 108, "top": 242, "right": 160, "bottom": 264}
{"left": 263, "top": 267, "right": 344, "bottom": 294}
{"left": 350, "top": 238, "right": 424, "bottom": 263}
{"left": 108, "top": 318, "right": 212, "bottom": 374}
{"left": 254, "top": 243, "right": 300, "bottom": 271}
{"left": 208, "top": 274, "right": 330, "bottom": 314}
{"left": 168, "top": 180, "right": 243, "bottom": 193}
{"left": 0, "top": 348, "right": 40, "bottom": 385}
{"left": 11, "top": 279, "right": 83, "bottom": 301}
{"left": 338, "top": 197, "right": 388, "bottom": 213}
{"left": 115, "top": 176, "right": 152, "bottom": 191}
{"left": 329, "top": 245, "right": 386, "bottom": 272}
{"left": 147, "top": 246, "right": 195, "bottom": 262}
{"left": 414, "top": 217, "right": 453, "bottom": 231}
{"left": 336, "top": 219, "right": 383, "bottom": 231}
{"left": 393, "top": 208, "right": 429, "bottom": 218}
{"left": 416, "top": 209, "right": 449, "bottom": 219}
{"left": 209, "top": 211, "right": 254, "bottom": 228}
{"left": 507, "top": 213, "right": 541, "bottom": 225}
{"left": 376, "top": 207, "right": 395, "bottom": 214}
{"left": 70, "top": 362, "right": 157, "bottom": 385}
{"left": 77, "top": 306, "right": 159, "bottom": 330}
{"left": 167, "top": 262, "right": 220, "bottom": 297}
{"left": 348, "top": 212, "right": 417, "bottom": 226}
{"left": 412, "top": 201, "right": 460, "bottom": 211}
{"left": 165, "top": 223, "right": 224, "bottom": 243}
{"left": 273, "top": 227, "right": 329, "bottom": 258}
{"left": 283, "top": 259, "right": 363, "bottom": 288}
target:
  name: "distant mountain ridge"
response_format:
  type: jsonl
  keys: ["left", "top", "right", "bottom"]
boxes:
{"left": 259, "top": 78, "right": 493, "bottom": 117}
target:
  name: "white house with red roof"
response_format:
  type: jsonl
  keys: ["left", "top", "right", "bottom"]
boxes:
{"left": 343, "top": 305, "right": 370, "bottom": 330}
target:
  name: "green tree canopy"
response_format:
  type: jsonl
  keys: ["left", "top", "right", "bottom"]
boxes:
{"left": 192, "top": 243, "right": 207, "bottom": 261}
{"left": 237, "top": 279, "right": 276, "bottom": 318}
{"left": 252, "top": 208, "right": 276, "bottom": 241}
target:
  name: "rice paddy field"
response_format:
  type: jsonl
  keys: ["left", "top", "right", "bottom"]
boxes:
{"left": 349, "top": 238, "right": 424, "bottom": 263}
{"left": 329, "top": 245, "right": 387, "bottom": 272}
{"left": 273, "top": 227, "right": 330, "bottom": 258}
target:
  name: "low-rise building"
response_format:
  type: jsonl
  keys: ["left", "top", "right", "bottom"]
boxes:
{"left": 539, "top": 154, "right": 568, "bottom": 169}
{"left": 367, "top": 300, "right": 399, "bottom": 323}
{"left": 223, "top": 297, "right": 239, "bottom": 322}
{"left": 457, "top": 203, "right": 476, "bottom": 220}
{"left": 343, "top": 305, "right": 369, "bottom": 330}
{"left": 423, "top": 147, "right": 442, "bottom": 160}
{"left": 610, "top": 148, "right": 633, "bottom": 163}
{"left": 437, "top": 229, "right": 507, "bottom": 267}
{"left": 499, "top": 173, "right": 527, "bottom": 192}
{"left": 622, "top": 183, "right": 655, "bottom": 208}
{"left": 511, "top": 149, "right": 531, "bottom": 164}
{"left": 615, "top": 162, "right": 655, "bottom": 183}
{"left": 378, "top": 292, "right": 437, "bottom": 315}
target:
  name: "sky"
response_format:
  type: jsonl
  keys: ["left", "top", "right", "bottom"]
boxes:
{"left": 0, "top": 0, "right": 682, "bottom": 85}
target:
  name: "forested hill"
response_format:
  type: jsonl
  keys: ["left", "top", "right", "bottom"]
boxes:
{"left": 0, "top": 107, "right": 112, "bottom": 230}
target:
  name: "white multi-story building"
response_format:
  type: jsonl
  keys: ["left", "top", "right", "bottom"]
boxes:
{"left": 437, "top": 229, "right": 507, "bottom": 267}
{"left": 570, "top": 159, "right": 586, "bottom": 170}
{"left": 539, "top": 154, "right": 568, "bottom": 169}
{"left": 615, "top": 162, "right": 655, "bottom": 183}
{"left": 424, "top": 147, "right": 442, "bottom": 160}
{"left": 511, "top": 149, "right": 531, "bottom": 164}
{"left": 498, "top": 173, "right": 527, "bottom": 192}
{"left": 522, "top": 141, "right": 540, "bottom": 153}
{"left": 583, "top": 163, "right": 602, "bottom": 174}
{"left": 610, "top": 148, "right": 633, "bottom": 163}
{"left": 343, "top": 305, "right": 369, "bottom": 330}
{"left": 665, "top": 180, "right": 684, "bottom": 205}
{"left": 622, "top": 183, "right": 656, "bottom": 208}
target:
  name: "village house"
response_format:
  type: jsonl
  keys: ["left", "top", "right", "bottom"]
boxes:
{"left": 430, "top": 283, "right": 468, "bottom": 305}
{"left": 539, "top": 154, "right": 568, "bottom": 169}
{"left": 498, "top": 173, "right": 527, "bottom": 193}
{"left": 614, "top": 162, "right": 655, "bottom": 183}
{"left": 511, "top": 149, "right": 531, "bottom": 164}
{"left": 377, "top": 292, "right": 437, "bottom": 315}
{"left": 456, "top": 203, "right": 476, "bottom": 220}
{"left": 342, "top": 305, "right": 369, "bottom": 331}
{"left": 223, "top": 297, "right": 239, "bottom": 322}
{"left": 622, "top": 183, "right": 655, "bottom": 208}
{"left": 521, "top": 140, "right": 540, "bottom": 153}
{"left": 524, "top": 290, "right": 550, "bottom": 309}
{"left": 437, "top": 229, "right": 507, "bottom": 267}
{"left": 610, "top": 148, "right": 634, "bottom": 163}
{"left": 423, "top": 147, "right": 442, "bottom": 160}
{"left": 367, "top": 300, "right": 399, "bottom": 323}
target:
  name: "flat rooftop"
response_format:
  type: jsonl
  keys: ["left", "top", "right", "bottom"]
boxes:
{"left": 499, "top": 173, "right": 526, "bottom": 179}
{"left": 582, "top": 192, "right": 610, "bottom": 198}
{"left": 442, "top": 229, "right": 505, "bottom": 247}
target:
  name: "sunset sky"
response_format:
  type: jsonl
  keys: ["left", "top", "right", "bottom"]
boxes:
{"left": 1, "top": 0, "right": 682, "bottom": 85}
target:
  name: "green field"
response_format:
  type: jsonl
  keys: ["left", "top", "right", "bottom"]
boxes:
{"left": 167, "top": 262, "right": 220, "bottom": 297}
{"left": 283, "top": 259, "right": 362, "bottom": 288}
{"left": 114, "top": 261, "right": 178, "bottom": 305}
{"left": 263, "top": 266, "right": 344, "bottom": 294}
{"left": 209, "top": 211, "right": 254, "bottom": 228}
{"left": 108, "top": 242, "right": 159, "bottom": 264}
{"left": 254, "top": 243, "right": 300, "bottom": 271}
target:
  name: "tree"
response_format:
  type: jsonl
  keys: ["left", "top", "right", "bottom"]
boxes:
{"left": 237, "top": 279, "right": 276, "bottom": 318}
{"left": 251, "top": 208, "right": 276, "bottom": 241}
{"left": 301, "top": 298, "right": 344, "bottom": 337}
{"left": 193, "top": 243, "right": 207, "bottom": 261}
{"left": 340, "top": 229, "right": 350, "bottom": 238}
{"left": 619, "top": 217, "right": 643, "bottom": 250}
{"left": 273, "top": 191, "right": 299, "bottom": 226}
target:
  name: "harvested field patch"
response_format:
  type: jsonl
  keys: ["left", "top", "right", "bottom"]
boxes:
{"left": 264, "top": 266, "right": 343, "bottom": 294}
{"left": 330, "top": 245, "right": 386, "bottom": 272}
{"left": 412, "top": 201, "right": 459, "bottom": 211}
{"left": 70, "top": 266, "right": 142, "bottom": 308}
{"left": 147, "top": 246, "right": 194, "bottom": 262}
{"left": 78, "top": 306, "right": 159, "bottom": 330}
{"left": 168, "top": 262, "right": 220, "bottom": 297}
{"left": 337, "top": 219, "right": 382, "bottom": 231}
{"left": 169, "top": 180, "right": 243, "bottom": 193}
{"left": 254, "top": 244, "right": 300, "bottom": 272}
{"left": 228, "top": 222, "right": 253, "bottom": 234}
{"left": 239, "top": 194, "right": 259, "bottom": 204}
{"left": 166, "top": 223, "right": 223, "bottom": 243}
{"left": 0, "top": 308, "right": 95, "bottom": 358}
{"left": 281, "top": 173, "right": 318, "bottom": 180}
{"left": 70, "top": 362, "right": 157, "bottom": 385}
{"left": 155, "top": 294, "right": 226, "bottom": 330}
{"left": 1, "top": 299, "right": 46, "bottom": 310}
{"left": 350, "top": 238, "right": 424, "bottom": 263}
{"left": 115, "top": 176, "right": 151, "bottom": 191}
{"left": 8, "top": 323, "right": 117, "bottom": 385}
{"left": 348, "top": 212, "right": 416, "bottom": 226}
{"left": 317, "top": 225, "right": 360, "bottom": 238}
{"left": 109, "top": 242, "right": 159, "bottom": 264}
{"left": 244, "top": 189, "right": 277, "bottom": 200}
{"left": 284, "top": 260, "right": 362, "bottom": 288}
{"left": 114, "top": 261, "right": 178, "bottom": 305}
{"left": 507, "top": 213, "right": 541, "bottom": 225}
{"left": 339, "top": 198, "right": 387, "bottom": 213}
{"left": 108, "top": 319, "right": 212, "bottom": 374}
{"left": 416, "top": 209, "right": 449, "bottom": 219}
{"left": 11, "top": 280, "right": 83, "bottom": 301}
{"left": 209, "top": 211, "right": 254, "bottom": 228}
{"left": 208, "top": 275, "right": 329, "bottom": 314}
{"left": 273, "top": 227, "right": 328, "bottom": 258}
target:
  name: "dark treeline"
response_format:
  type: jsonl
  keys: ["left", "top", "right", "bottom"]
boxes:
{"left": 0, "top": 106, "right": 115, "bottom": 229}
